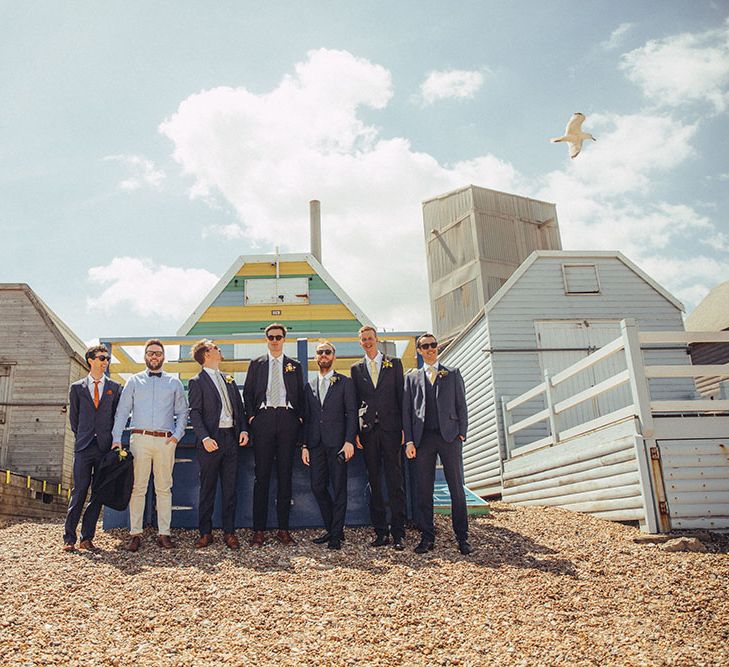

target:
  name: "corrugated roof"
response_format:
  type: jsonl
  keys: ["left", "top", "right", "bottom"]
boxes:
{"left": 685, "top": 279, "right": 729, "bottom": 331}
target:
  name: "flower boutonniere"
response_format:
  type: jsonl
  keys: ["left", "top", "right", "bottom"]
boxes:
{"left": 437, "top": 369, "right": 449, "bottom": 378}
{"left": 284, "top": 362, "right": 296, "bottom": 374}
{"left": 382, "top": 358, "right": 393, "bottom": 369}
{"left": 330, "top": 375, "right": 340, "bottom": 385}
{"left": 106, "top": 389, "right": 113, "bottom": 395}
{"left": 118, "top": 448, "right": 129, "bottom": 462}
{"left": 224, "top": 375, "right": 235, "bottom": 384}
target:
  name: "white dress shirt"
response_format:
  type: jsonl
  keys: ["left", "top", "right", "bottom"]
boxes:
{"left": 364, "top": 351, "right": 383, "bottom": 379}
{"left": 318, "top": 369, "right": 334, "bottom": 404}
{"left": 203, "top": 367, "right": 234, "bottom": 428}
{"left": 86, "top": 374, "right": 106, "bottom": 400}
{"left": 264, "top": 352, "right": 289, "bottom": 408}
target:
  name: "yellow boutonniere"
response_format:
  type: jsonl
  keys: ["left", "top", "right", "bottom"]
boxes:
{"left": 224, "top": 375, "right": 235, "bottom": 384}
{"left": 330, "top": 375, "right": 339, "bottom": 384}
{"left": 118, "top": 448, "right": 128, "bottom": 461}
{"left": 284, "top": 363, "right": 296, "bottom": 373}
{"left": 437, "top": 369, "right": 449, "bottom": 378}
{"left": 382, "top": 359, "right": 393, "bottom": 369}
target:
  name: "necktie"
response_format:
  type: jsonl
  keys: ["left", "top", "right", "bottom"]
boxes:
{"left": 319, "top": 376, "right": 328, "bottom": 405}
{"left": 369, "top": 359, "right": 379, "bottom": 387}
{"left": 93, "top": 380, "right": 100, "bottom": 409}
{"left": 214, "top": 372, "right": 233, "bottom": 417}
{"left": 149, "top": 372, "right": 162, "bottom": 378}
{"left": 268, "top": 358, "right": 283, "bottom": 407}
{"left": 427, "top": 367, "right": 437, "bottom": 385}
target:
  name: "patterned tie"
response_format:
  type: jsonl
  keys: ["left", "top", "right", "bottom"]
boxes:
{"left": 427, "top": 367, "right": 437, "bottom": 385}
{"left": 214, "top": 372, "right": 233, "bottom": 417}
{"left": 93, "top": 381, "right": 100, "bottom": 409}
{"left": 268, "top": 358, "right": 283, "bottom": 407}
{"left": 319, "top": 376, "right": 328, "bottom": 405}
{"left": 369, "top": 358, "right": 379, "bottom": 387}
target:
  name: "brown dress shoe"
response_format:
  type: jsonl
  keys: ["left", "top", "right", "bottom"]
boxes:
{"left": 78, "top": 539, "right": 97, "bottom": 551}
{"left": 157, "top": 534, "right": 175, "bottom": 549}
{"left": 249, "top": 530, "right": 265, "bottom": 547}
{"left": 194, "top": 534, "right": 214, "bottom": 548}
{"left": 223, "top": 533, "right": 240, "bottom": 550}
{"left": 126, "top": 535, "right": 142, "bottom": 552}
{"left": 276, "top": 530, "right": 296, "bottom": 546}
{"left": 62, "top": 543, "right": 75, "bottom": 552}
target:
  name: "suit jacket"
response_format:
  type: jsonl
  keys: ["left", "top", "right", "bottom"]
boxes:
{"left": 243, "top": 354, "right": 306, "bottom": 422}
{"left": 69, "top": 377, "right": 122, "bottom": 452}
{"left": 91, "top": 448, "right": 135, "bottom": 511}
{"left": 188, "top": 370, "right": 247, "bottom": 446}
{"left": 302, "top": 372, "right": 357, "bottom": 449}
{"left": 402, "top": 365, "right": 468, "bottom": 447}
{"left": 350, "top": 355, "right": 404, "bottom": 434}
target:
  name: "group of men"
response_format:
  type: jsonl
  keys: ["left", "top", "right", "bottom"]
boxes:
{"left": 63, "top": 324, "right": 472, "bottom": 556}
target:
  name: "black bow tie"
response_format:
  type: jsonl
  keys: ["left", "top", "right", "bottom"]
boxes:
{"left": 149, "top": 372, "right": 162, "bottom": 378}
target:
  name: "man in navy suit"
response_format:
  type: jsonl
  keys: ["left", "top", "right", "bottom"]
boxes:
{"left": 63, "top": 344, "right": 122, "bottom": 551}
{"left": 350, "top": 325, "right": 407, "bottom": 550}
{"left": 188, "top": 339, "right": 248, "bottom": 550}
{"left": 301, "top": 341, "right": 357, "bottom": 550}
{"left": 243, "top": 323, "right": 305, "bottom": 546}
{"left": 403, "top": 333, "right": 472, "bottom": 556}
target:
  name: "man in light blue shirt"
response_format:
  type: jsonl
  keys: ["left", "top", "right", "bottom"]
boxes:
{"left": 112, "top": 339, "right": 188, "bottom": 551}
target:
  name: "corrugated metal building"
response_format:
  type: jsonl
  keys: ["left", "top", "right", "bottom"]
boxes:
{"left": 0, "top": 284, "right": 88, "bottom": 487}
{"left": 423, "top": 185, "right": 562, "bottom": 342}
{"left": 439, "top": 251, "right": 693, "bottom": 498}
{"left": 686, "top": 279, "right": 729, "bottom": 396}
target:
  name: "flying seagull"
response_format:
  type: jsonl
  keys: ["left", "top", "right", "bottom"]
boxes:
{"left": 551, "top": 112, "right": 596, "bottom": 158}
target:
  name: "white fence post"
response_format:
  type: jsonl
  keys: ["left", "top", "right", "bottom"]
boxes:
{"left": 543, "top": 370, "right": 560, "bottom": 445}
{"left": 501, "top": 396, "right": 515, "bottom": 458}
{"left": 621, "top": 319, "right": 654, "bottom": 438}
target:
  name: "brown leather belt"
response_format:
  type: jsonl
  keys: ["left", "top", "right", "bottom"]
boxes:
{"left": 131, "top": 429, "right": 172, "bottom": 438}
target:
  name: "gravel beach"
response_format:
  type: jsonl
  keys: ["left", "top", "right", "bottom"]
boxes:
{"left": 1, "top": 502, "right": 727, "bottom": 666}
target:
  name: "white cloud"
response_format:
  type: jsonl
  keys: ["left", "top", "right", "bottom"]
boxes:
{"left": 620, "top": 20, "right": 729, "bottom": 112}
{"left": 602, "top": 22, "right": 635, "bottom": 50}
{"left": 418, "top": 68, "right": 486, "bottom": 105}
{"left": 202, "top": 223, "right": 247, "bottom": 240}
{"left": 104, "top": 154, "right": 166, "bottom": 191}
{"left": 86, "top": 257, "right": 218, "bottom": 319}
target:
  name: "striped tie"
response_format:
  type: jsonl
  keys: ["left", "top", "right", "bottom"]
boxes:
{"left": 369, "top": 359, "right": 379, "bottom": 387}
{"left": 214, "top": 372, "right": 233, "bottom": 417}
{"left": 268, "top": 358, "right": 283, "bottom": 407}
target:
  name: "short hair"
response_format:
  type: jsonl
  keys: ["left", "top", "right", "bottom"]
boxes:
{"left": 144, "top": 339, "right": 165, "bottom": 353}
{"left": 85, "top": 344, "right": 109, "bottom": 364}
{"left": 316, "top": 340, "right": 336, "bottom": 353}
{"left": 416, "top": 332, "right": 438, "bottom": 348}
{"left": 265, "top": 322, "right": 287, "bottom": 337}
{"left": 358, "top": 325, "right": 377, "bottom": 338}
{"left": 191, "top": 339, "right": 215, "bottom": 365}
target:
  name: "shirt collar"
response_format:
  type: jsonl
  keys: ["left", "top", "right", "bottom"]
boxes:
{"left": 145, "top": 369, "right": 165, "bottom": 377}
{"left": 203, "top": 367, "right": 220, "bottom": 377}
{"left": 424, "top": 362, "right": 440, "bottom": 373}
{"left": 268, "top": 352, "right": 285, "bottom": 364}
{"left": 319, "top": 369, "right": 335, "bottom": 380}
{"left": 87, "top": 374, "right": 106, "bottom": 386}
{"left": 365, "top": 351, "right": 382, "bottom": 365}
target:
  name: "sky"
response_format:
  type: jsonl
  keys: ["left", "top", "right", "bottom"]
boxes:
{"left": 1, "top": 1, "right": 728, "bottom": 343}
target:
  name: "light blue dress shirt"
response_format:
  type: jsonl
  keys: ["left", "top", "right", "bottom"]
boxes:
{"left": 112, "top": 370, "right": 188, "bottom": 443}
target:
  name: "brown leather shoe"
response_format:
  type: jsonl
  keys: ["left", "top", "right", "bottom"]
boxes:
{"left": 223, "top": 533, "right": 240, "bottom": 550}
{"left": 157, "top": 534, "right": 175, "bottom": 549}
{"left": 276, "top": 530, "right": 296, "bottom": 546}
{"left": 78, "top": 539, "right": 97, "bottom": 551}
{"left": 126, "top": 535, "right": 142, "bottom": 552}
{"left": 249, "top": 530, "right": 265, "bottom": 547}
{"left": 194, "top": 534, "right": 214, "bottom": 548}
{"left": 62, "top": 543, "right": 75, "bottom": 552}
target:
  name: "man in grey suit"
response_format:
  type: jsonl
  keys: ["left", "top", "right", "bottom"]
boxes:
{"left": 403, "top": 333, "right": 472, "bottom": 555}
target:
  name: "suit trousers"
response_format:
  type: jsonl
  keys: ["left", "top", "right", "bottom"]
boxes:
{"left": 361, "top": 426, "right": 406, "bottom": 538}
{"left": 129, "top": 433, "right": 177, "bottom": 536}
{"left": 251, "top": 407, "right": 299, "bottom": 531}
{"left": 309, "top": 446, "right": 348, "bottom": 540}
{"left": 64, "top": 439, "right": 104, "bottom": 544}
{"left": 415, "top": 430, "right": 468, "bottom": 543}
{"left": 197, "top": 428, "right": 239, "bottom": 535}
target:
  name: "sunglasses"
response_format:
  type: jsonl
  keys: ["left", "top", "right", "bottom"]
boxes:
{"left": 418, "top": 342, "right": 438, "bottom": 350}
{"left": 267, "top": 335, "right": 284, "bottom": 341}
{"left": 146, "top": 350, "right": 164, "bottom": 357}
{"left": 93, "top": 355, "right": 110, "bottom": 362}
{"left": 316, "top": 349, "right": 334, "bottom": 356}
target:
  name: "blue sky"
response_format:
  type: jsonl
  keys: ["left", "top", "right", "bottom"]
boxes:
{"left": 1, "top": 1, "right": 728, "bottom": 342}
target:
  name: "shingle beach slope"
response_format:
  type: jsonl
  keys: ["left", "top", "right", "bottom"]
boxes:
{"left": 1, "top": 503, "right": 727, "bottom": 666}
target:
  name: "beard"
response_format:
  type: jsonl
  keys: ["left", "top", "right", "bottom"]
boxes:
{"left": 146, "top": 357, "right": 163, "bottom": 371}
{"left": 317, "top": 359, "right": 333, "bottom": 371}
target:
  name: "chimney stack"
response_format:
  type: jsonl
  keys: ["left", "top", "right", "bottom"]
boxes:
{"left": 309, "top": 199, "right": 322, "bottom": 263}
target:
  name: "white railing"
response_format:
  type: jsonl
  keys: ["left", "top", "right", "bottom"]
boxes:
{"left": 501, "top": 320, "right": 729, "bottom": 458}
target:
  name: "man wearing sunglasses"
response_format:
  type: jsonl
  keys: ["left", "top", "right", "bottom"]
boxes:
{"left": 112, "top": 339, "right": 188, "bottom": 552}
{"left": 403, "top": 333, "right": 472, "bottom": 556}
{"left": 188, "top": 339, "right": 249, "bottom": 550}
{"left": 301, "top": 342, "right": 357, "bottom": 550}
{"left": 63, "top": 344, "right": 122, "bottom": 551}
{"left": 350, "top": 326, "right": 407, "bottom": 550}
{"left": 243, "top": 323, "right": 305, "bottom": 546}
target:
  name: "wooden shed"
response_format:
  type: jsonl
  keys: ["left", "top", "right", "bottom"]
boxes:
{"left": 439, "top": 251, "right": 693, "bottom": 498}
{"left": 0, "top": 283, "right": 88, "bottom": 487}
